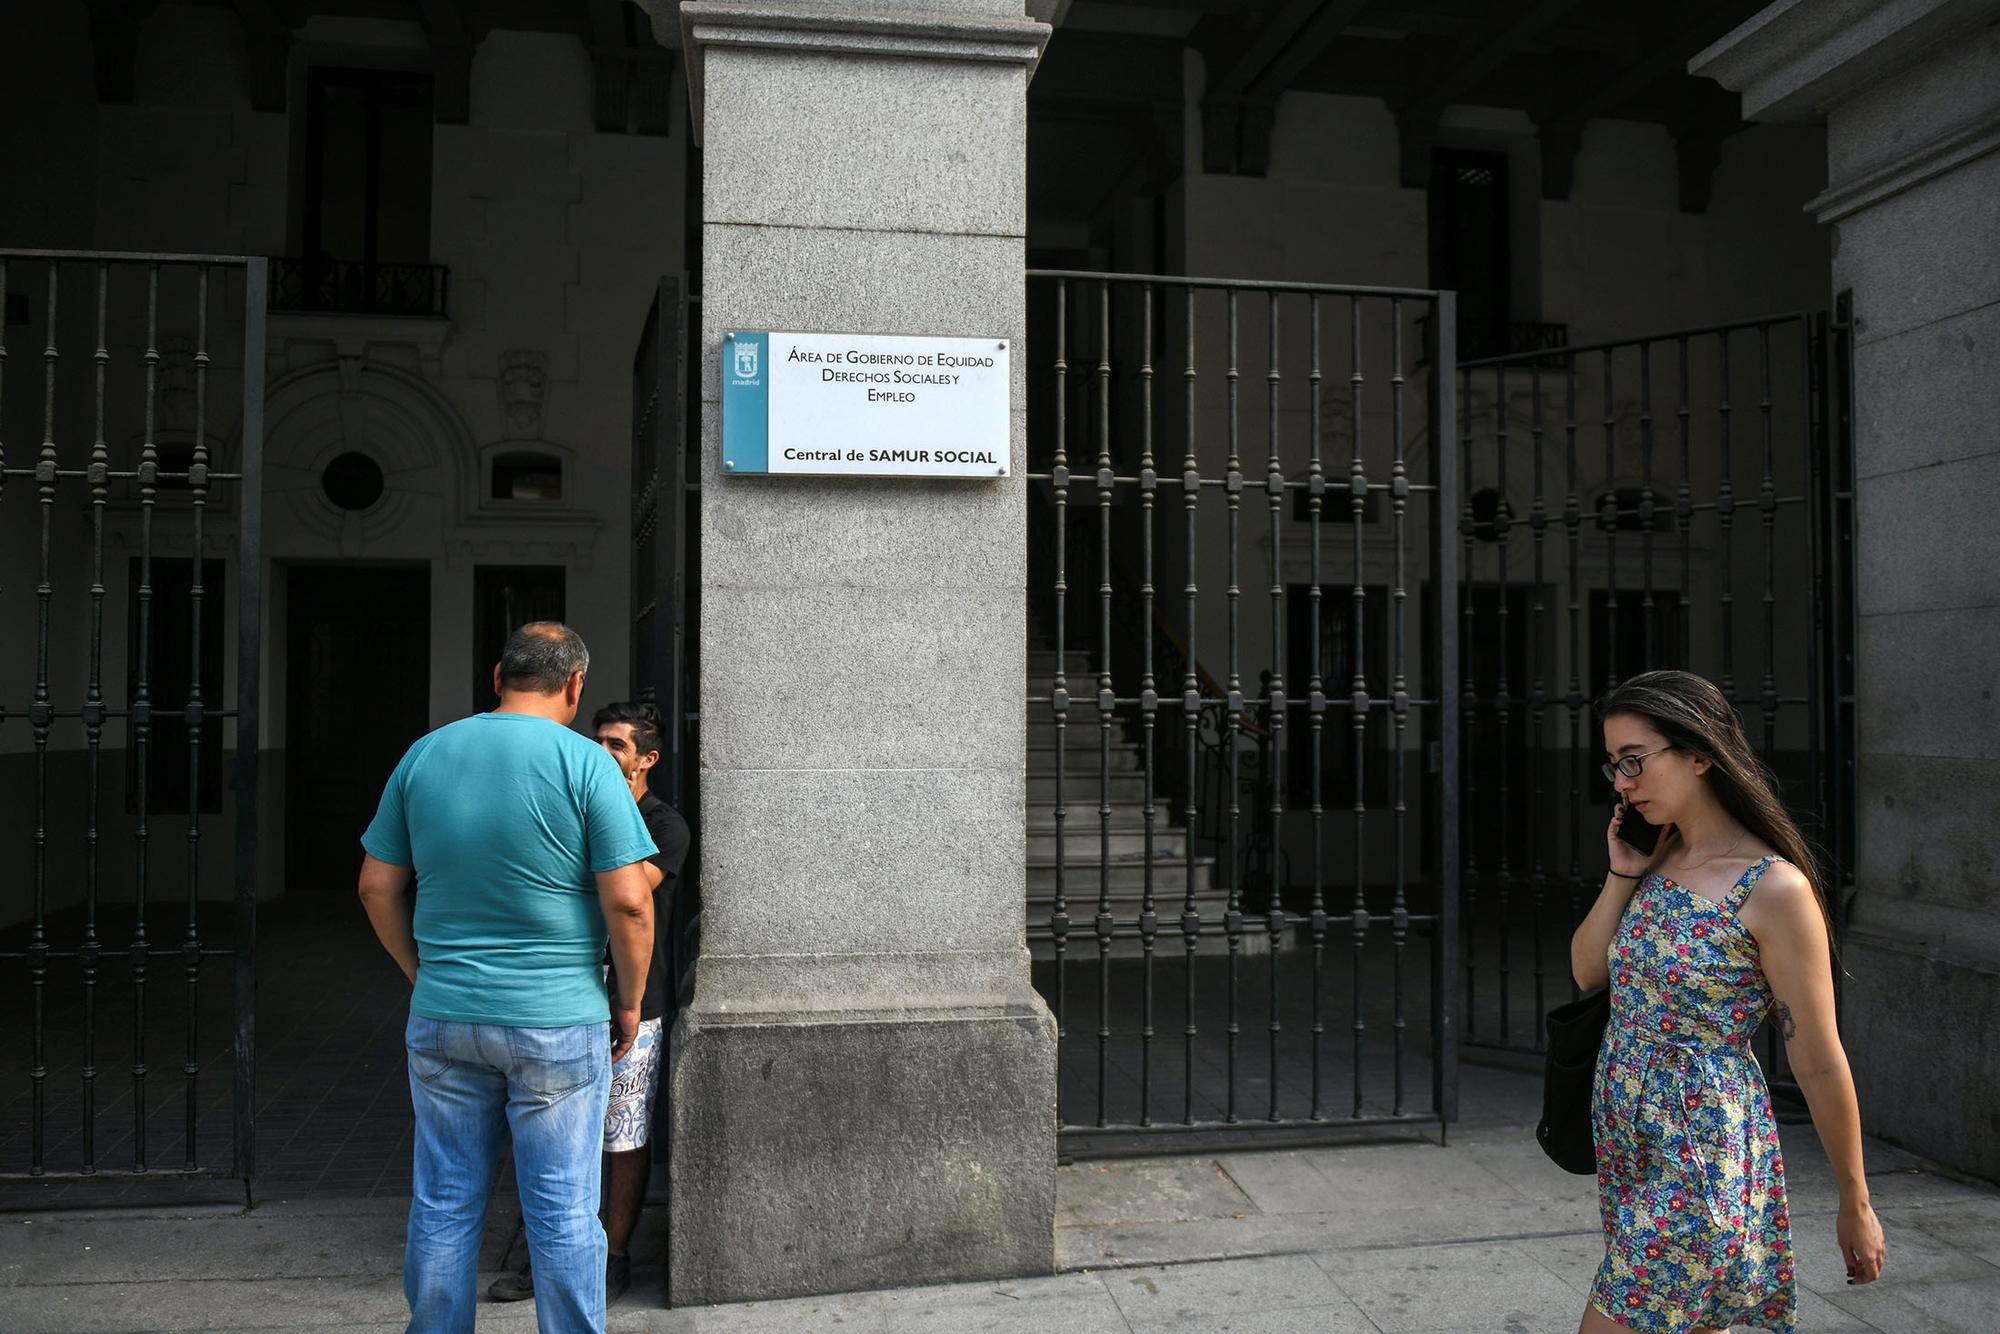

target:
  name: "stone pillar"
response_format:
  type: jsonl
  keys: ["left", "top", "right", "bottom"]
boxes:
{"left": 1694, "top": 0, "right": 2000, "bottom": 1180}
{"left": 649, "top": 0, "right": 1056, "bottom": 1305}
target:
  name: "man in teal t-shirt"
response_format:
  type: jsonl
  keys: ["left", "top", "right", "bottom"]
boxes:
{"left": 358, "top": 622, "right": 656, "bottom": 1333}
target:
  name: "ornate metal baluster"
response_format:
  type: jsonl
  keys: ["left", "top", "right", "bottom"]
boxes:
{"left": 1718, "top": 334, "right": 1736, "bottom": 699}
{"left": 1138, "top": 284, "right": 1158, "bottom": 1127}
{"left": 1493, "top": 364, "right": 1512, "bottom": 1046}
{"left": 1639, "top": 342, "right": 1657, "bottom": 667}
{"left": 1527, "top": 358, "right": 1548, "bottom": 1048}
{"left": 1264, "top": 291, "right": 1286, "bottom": 1121}
{"left": 1676, "top": 335, "right": 1694, "bottom": 665}
{"left": 1349, "top": 295, "right": 1368, "bottom": 1117}
{"left": 1307, "top": 296, "right": 1327, "bottom": 1119}
{"left": 1050, "top": 281, "right": 1070, "bottom": 1127}
{"left": 1562, "top": 355, "right": 1584, "bottom": 994}
{"left": 1758, "top": 324, "right": 1778, "bottom": 751}
{"left": 1094, "top": 280, "right": 1114, "bottom": 1128}
{"left": 30, "top": 263, "right": 59, "bottom": 1174}
{"left": 1388, "top": 299, "right": 1409, "bottom": 1113}
{"left": 1458, "top": 364, "right": 1477, "bottom": 1040}
{"left": 1224, "top": 290, "right": 1243, "bottom": 1124}
{"left": 183, "top": 265, "right": 212, "bottom": 1169}
{"left": 1179, "top": 284, "right": 1202, "bottom": 1126}
{"left": 132, "top": 264, "right": 160, "bottom": 1172}
{"left": 1601, "top": 350, "right": 1619, "bottom": 695}
{"left": 82, "top": 262, "right": 110, "bottom": 1171}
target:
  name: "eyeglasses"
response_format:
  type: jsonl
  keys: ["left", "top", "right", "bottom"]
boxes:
{"left": 1601, "top": 745, "right": 1672, "bottom": 784}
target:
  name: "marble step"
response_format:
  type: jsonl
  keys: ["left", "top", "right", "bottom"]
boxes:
{"left": 1026, "top": 829, "right": 1196, "bottom": 861}
{"left": 1030, "top": 772, "right": 1148, "bottom": 804}
{"left": 1028, "top": 824, "right": 1190, "bottom": 860}
{"left": 1027, "top": 745, "right": 1147, "bottom": 775}
{"left": 1026, "top": 855, "right": 1215, "bottom": 894}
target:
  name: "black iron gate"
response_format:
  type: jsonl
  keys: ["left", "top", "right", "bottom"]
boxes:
{"left": 1, "top": 250, "right": 265, "bottom": 1189}
{"left": 1026, "top": 271, "right": 1461, "bottom": 1154}
{"left": 629, "top": 275, "right": 699, "bottom": 1011}
{"left": 1452, "top": 304, "right": 1857, "bottom": 1101}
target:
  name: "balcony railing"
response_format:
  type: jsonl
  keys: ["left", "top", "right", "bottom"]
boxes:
{"left": 270, "top": 257, "right": 450, "bottom": 319}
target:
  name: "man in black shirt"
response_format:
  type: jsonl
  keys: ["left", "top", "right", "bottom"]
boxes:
{"left": 489, "top": 701, "right": 690, "bottom": 1306}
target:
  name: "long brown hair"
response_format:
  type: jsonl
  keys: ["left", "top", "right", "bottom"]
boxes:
{"left": 1598, "top": 669, "right": 1836, "bottom": 948}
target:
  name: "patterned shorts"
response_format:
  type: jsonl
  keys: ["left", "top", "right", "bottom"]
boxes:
{"left": 602, "top": 1017, "right": 664, "bottom": 1153}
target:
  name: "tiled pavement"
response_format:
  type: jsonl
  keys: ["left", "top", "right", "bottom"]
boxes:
{"left": 4, "top": 1061, "right": 1997, "bottom": 1331}
{"left": 6, "top": 897, "right": 1997, "bottom": 1330}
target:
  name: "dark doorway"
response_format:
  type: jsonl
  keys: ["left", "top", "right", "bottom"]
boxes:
{"left": 470, "top": 565, "right": 567, "bottom": 713}
{"left": 285, "top": 566, "right": 431, "bottom": 891}
{"left": 1427, "top": 148, "right": 1510, "bottom": 361}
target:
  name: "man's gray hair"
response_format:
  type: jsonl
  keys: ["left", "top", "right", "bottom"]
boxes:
{"left": 499, "top": 622, "right": 590, "bottom": 693}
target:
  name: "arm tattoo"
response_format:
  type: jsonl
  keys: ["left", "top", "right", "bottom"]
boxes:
{"left": 1773, "top": 1000, "right": 1798, "bottom": 1043}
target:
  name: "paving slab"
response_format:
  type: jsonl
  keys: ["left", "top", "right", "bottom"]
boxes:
{"left": 879, "top": 1284, "right": 1130, "bottom": 1333}
{"left": 5, "top": 1058, "right": 1997, "bottom": 1334}
{"left": 1098, "top": 1252, "right": 1353, "bottom": 1324}
{"left": 1312, "top": 1241, "right": 1587, "bottom": 1334}
{"left": 1057, "top": 1158, "right": 1257, "bottom": 1227}
{"left": 1122, "top": 1302, "right": 1378, "bottom": 1333}
{"left": 1061, "top": 1193, "right": 1604, "bottom": 1270}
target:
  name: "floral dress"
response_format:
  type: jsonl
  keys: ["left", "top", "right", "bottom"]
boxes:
{"left": 1591, "top": 853, "right": 1796, "bottom": 1332}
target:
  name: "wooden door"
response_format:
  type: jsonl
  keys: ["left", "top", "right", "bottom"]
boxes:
{"left": 285, "top": 566, "right": 431, "bottom": 891}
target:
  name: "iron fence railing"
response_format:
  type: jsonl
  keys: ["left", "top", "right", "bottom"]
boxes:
{"left": 0, "top": 249, "right": 265, "bottom": 1190}
{"left": 1026, "top": 269, "right": 1460, "bottom": 1154}
{"left": 1453, "top": 309, "right": 1855, "bottom": 1109}
{"left": 269, "top": 256, "right": 448, "bottom": 319}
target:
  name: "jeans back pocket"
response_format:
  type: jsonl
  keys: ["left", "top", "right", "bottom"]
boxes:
{"left": 507, "top": 1024, "right": 602, "bottom": 1100}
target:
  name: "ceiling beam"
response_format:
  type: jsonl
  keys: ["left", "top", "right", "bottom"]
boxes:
{"left": 84, "top": 0, "right": 144, "bottom": 104}
{"left": 586, "top": 0, "right": 632, "bottom": 133}
{"left": 1395, "top": 0, "right": 1582, "bottom": 123}
{"left": 1540, "top": 1, "right": 1754, "bottom": 129}
{"left": 1244, "top": 0, "right": 1373, "bottom": 101}
{"left": 418, "top": 0, "right": 473, "bottom": 123}
{"left": 1530, "top": 1, "right": 1757, "bottom": 204}
{"left": 1033, "top": 31, "right": 1184, "bottom": 105}
{"left": 1196, "top": 0, "right": 1372, "bottom": 175}
{"left": 1354, "top": 0, "right": 1633, "bottom": 52}
{"left": 229, "top": 0, "right": 295, "bottom": 112}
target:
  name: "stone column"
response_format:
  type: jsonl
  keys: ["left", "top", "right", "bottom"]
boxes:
{"left": 648, "top": 0, "right": 1056, "bottom": 1305}
{"left": 1694, "top": 0, "right": 2000, "bottom": 1180}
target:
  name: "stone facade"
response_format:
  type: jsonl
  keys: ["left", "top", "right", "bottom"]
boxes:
{"left": 651, "top": 0, "right": 1059, "bottom": 1303}
{"left": 1695, "top": 0, "right": 2000, "bottom": 1182}
{"left": 0, "top": 4, "right": 683, "bottom": 919}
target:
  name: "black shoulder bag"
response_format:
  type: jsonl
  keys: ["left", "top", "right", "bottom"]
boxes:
{"left": 1535, "top": 986, "right": 1610, "bottom": 1175}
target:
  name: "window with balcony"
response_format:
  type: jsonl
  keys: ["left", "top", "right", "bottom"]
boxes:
{"left": 274, "top": 69, "right": 447, "bottom": 318}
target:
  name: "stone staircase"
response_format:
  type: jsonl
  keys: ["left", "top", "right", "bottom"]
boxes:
{"left": 1025, "top": 647, "right": 1266, "bottom": 960}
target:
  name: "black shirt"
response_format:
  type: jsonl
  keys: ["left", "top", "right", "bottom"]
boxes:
{"left": 611, "top": 791, "right": 691, "bottom": 1021}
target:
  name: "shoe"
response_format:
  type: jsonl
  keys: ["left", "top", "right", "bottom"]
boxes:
{"left": 606, "top": 1252, "right": 631, "bottom": 1304}
{"left": 487, "top": 1263, "right": 534, "bottom": 1302}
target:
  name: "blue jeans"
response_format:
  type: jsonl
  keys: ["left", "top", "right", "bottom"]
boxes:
{"left": 404, "top": 1014, "right": 611, "bottom": 1333}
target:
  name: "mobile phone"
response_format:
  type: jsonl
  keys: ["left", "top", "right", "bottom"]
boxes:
{"left": 1616, "top": 799, "right": 1663, "bottom": 858}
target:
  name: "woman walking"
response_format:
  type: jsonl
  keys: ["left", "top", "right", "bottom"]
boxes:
{"left": 1572, "top": 671, "right": 1885, "bottom": 1332}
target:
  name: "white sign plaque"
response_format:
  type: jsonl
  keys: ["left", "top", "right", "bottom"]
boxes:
{"left": 722, "top": 330, "right": 1011, "bottom": 479}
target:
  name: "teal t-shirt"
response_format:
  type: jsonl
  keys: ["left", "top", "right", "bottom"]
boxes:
{"left": 361, "top": 711, "right": 658, "bottom": 1027}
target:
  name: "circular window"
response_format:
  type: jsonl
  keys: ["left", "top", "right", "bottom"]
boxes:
{"left": 322, "top": 451, "right": 385, "bottom": 512}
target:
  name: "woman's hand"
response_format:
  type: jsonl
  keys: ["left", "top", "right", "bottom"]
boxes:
{"left": 1838, "top": 1199, "right": 1886, "bottom": 1285}
{"left": 1605, "top": 799, "right": 1661, "bottom": 879}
